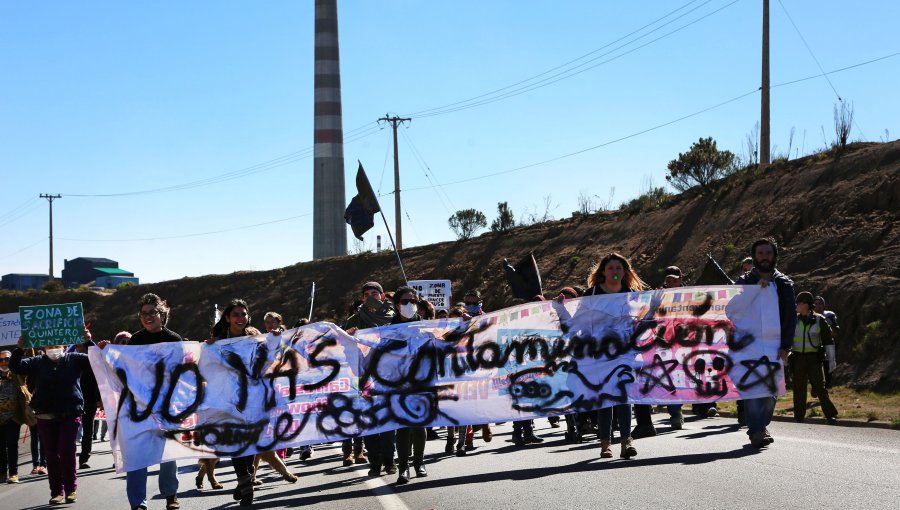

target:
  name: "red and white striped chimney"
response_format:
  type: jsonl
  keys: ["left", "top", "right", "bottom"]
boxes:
{"left": 312, "top": 0, "right": 347, "bottom": 259}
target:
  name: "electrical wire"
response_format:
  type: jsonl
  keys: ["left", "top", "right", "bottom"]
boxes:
{"left": 0, "top": 239, "right": 45, "bottom": 260}
{"left": 776, "top": 0, "right": 842, "bottom": 101}
{"left": 405, "top": 0, "right": 740, "bottom": 119}
{"left": 57, "top": 212, "right": 311, "bottom": 242}
{"left": 64, "top": 123, "right": 381, "bottom": 197}
{"left": 391, "top": 50, "right": 900, "bottom": 194}
{"left": 402, "top": 0, "right": 709, "bottom": 117}
{"left": 0, "top": 200, "right": 42, "bottom": 229}
{"left": 398, "top": 128, "right": 455, "bottom": 216}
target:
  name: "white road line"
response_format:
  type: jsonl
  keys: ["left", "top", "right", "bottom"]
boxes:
{"left": 361, "top": 470, "right": 412, "bottom": 510}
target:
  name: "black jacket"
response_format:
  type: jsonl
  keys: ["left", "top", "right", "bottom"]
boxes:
{"left": 10, "top": 348, "right": 90, "bottom": 416}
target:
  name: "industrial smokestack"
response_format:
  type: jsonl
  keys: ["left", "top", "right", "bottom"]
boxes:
{"left": 312, "top": 0, "right": 347, "bottom": 259}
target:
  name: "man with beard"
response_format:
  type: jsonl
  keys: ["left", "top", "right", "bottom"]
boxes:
{"left": 735, "top": 238, "right": 796, "bottom": 448}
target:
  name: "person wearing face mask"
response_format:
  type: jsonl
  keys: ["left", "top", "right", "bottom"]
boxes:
{"left": 460, "top": 290, "right": 493, "bottom": 447}
{"left": 587, "top": 252, "right": 649, "bottom": 460}
{"left": 10, "top": 330, "right": 93, "bottom": 505}
{"left": 0, "top": 349, "right": 27, "bottom": 485}
{"left": 344, "top": 282, "right": 399, "bottom": 477}
{"left": 390, "top": 287, "right": 429, "bottom": 485}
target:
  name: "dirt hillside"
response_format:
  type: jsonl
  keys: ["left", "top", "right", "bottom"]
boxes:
{"left": 3, "top": 141, "right": 899, "bottom": 390}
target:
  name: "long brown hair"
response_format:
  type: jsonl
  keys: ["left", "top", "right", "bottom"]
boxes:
{"left": 587, "top": 252, "right": 648, "bottom": 291}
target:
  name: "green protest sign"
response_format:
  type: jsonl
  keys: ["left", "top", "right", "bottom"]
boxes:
{"left": 19, "top": 302, "right": 85, "bottom": 348}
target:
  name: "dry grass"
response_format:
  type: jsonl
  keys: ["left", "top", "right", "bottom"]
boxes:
{"left": 714, "top": 386, "right": 900, "bottom": 428}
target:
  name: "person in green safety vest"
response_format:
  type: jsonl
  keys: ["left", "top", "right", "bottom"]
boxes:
{"left": 791, "top": 291, "right": 838, "bottom": 425}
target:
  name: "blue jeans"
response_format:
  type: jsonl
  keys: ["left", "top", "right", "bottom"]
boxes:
{"left": 30, "top": 425, "right": 46, "bottom": 467}
{"left": 598, "top": 404, "right": 632, "bottom": 440}
{"left": 126, "top": 461, "right": 178, "bottom": 508}
{"left": 744, "top": 396, "right": 776, "bottom": 435}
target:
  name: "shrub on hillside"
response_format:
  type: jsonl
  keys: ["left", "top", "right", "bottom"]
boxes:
{"left": 41, "top": 280, "right": 64, "bottom": 292}
{"left": 619, "top": 187, "right": 672, "bottom": 215}
{"left": 666, "top": 137, "right": 735, "bottom": 192}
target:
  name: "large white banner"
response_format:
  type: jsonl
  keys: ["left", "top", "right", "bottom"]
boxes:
{"left": 90, "top": 285, "right": 784, "bottom": 472}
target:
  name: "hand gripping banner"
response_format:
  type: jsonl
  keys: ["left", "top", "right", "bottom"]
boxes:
{"left": 89, "top": 285, "right": 785, "bottom": 472}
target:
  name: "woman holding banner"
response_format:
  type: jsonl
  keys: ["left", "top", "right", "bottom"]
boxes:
{"left": 208, "top": 299, "right": 262, "bottom": 507}
{"left": 587, "top": 252, "right": 648, "bottom": 460}
{"left": 10, "top": 332, "right": 92, "bottom": 505}
{"left": 390, "top": 286, "right": 429, "bottom": 485}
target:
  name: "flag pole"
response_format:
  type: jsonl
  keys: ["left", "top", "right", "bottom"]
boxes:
{"left": 378, "top": 209, "right": 409, "bottom": 285}
{"left": 307, "top": 282, "right": 316, "bottom": 322}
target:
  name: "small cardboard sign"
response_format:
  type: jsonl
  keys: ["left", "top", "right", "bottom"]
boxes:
{"left": 0, "top": 312, "right": 21, "bottom": 345}
{"left": 409, "top": 280, "right": 452, "bottom": 310}
{"left": 19, "top": 302, "right": 85, "bottom": 348}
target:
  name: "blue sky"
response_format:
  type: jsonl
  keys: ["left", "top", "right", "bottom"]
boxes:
{"left": 1, "top": 0, "right": 898, "bottom": 283}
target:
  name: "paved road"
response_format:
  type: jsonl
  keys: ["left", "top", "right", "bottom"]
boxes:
{"left": 3, "top": 415, "right": 899, "bottom": 510}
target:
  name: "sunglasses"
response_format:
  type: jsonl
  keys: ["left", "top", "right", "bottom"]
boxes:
{"left": 0, "top": 358, "right": 9, "bottom": 362}
{"left": 399, "top": 299, "right": 417, "bottom": 305}
{"left": 139, "top": 310, "right": 160, "bottom": 318}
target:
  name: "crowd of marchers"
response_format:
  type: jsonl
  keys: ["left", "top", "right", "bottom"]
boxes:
{"left": 0, "top": 237, "right": 842, "bottom": 508}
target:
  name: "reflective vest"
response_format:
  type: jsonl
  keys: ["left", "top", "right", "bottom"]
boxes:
{"left": 792, "top": 314, "right": 823, "bottom": 353}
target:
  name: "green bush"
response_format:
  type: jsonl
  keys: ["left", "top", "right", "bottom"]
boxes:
{"left": 619, "top": 187, "right": 672, "bottom": 215}
{"left": 116, "top": 281, "right": 135, "bottom": 289}
{"left": 41, "top": 280, "right": 64, "bottom": 292}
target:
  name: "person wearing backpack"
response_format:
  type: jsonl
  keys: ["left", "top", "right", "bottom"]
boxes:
{"left": 791, "top": 292, "right": 838, "bottom": 424}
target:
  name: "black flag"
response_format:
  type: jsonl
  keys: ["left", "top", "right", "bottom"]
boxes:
{"left": 503, "top": 252, "right": 543, "bottom": 300}
{"left": 694, "top": 254, "right": 734, "bottom": 285}
{"left": 344, "top": 162, "right": 381, "bottom": 240}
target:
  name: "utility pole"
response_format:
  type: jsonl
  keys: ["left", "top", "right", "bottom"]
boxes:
{"left": 760, "top": 0, "right": 770, "bottom": 166}
{"left": 39, "top": 194, "right": 62, "bottom": 280}
{"left": 378, "top": 114, "right": 411, "bottom": 250}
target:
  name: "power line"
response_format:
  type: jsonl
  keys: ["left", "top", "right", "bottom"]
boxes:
{"left": 0, "top": 200, "right": 42, "bottom": 229}
{"left": 405, "top": 0, "right": 739, "bottom": 119}
{"left": 0, "top": 239, "right": 44, "bottom": 260}
{"left": 57, "top": 212, "right": 311, "bottom": 242}
{"left": 392, "top": 50, "right": 900, "bottom": 194}
{"left": 64, "top": 123, "right": 381, "bottom": 198}
{"left": 403, "top": 0, "right": 707, "bottom": 117}
{"left": 399, "top": 128, "right": 456, "bottom": 216}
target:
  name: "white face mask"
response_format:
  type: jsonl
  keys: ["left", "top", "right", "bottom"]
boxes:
{"left": 399, "top": 303, "right": 417, "bottom": 319}
{"left": 0, "top": 367, "right": 8, "bottom": 373}
{"left": 46, "top": 348, "right": 65, "bottom": 361}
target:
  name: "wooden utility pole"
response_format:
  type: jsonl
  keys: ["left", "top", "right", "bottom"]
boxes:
{"left": 378, "top": 114, "right": 411, "bottom": 250}
{"left": 39, "top": 194, "right": 61, "bottom": 280}
{"left": 760, "top": 0, "right": 771, "bottom": 166}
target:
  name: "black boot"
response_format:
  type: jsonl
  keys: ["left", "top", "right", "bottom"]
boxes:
{"left": 396, "top": 466, "right": 409, "bottom": 485}
{"left": 367, "top": 462, "right": 381, "bottom": 477}
{"left": 523, "top": 422, "right": 544, "bottom": 444}
{"left": 414, "top": 463, "right": 427, "bottom": 477}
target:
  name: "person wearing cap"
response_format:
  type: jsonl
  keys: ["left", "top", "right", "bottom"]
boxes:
{"left": 813, "top": 296, "right": 839, "bottom": 388}
{"left": 344, "top": 281, "right": 396, "bottom": 333}
{"left": 342, "top": 282, "right": 396, "bottom": 476}
{"left": 791, "top": 291, "right": 838, "bottom": 424}
{"left": 735, "top": 238, "right": 796, "bottom": 448}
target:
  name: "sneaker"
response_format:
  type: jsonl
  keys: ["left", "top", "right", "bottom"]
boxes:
{"left": 38, "top": 466, "right": 48, "bottom": 474}
{"left": 166, "top": 495, "right": 180, "bottom": 510}
{"left": 367, "top": 464, "right": 381, "bottom": 477}
{"left": 826, "top": 417, "right": 837, "bottom": 425}
{"left": 49, "top": 495, "right": 64, "bottom": 505}
{"left": 455, "top": 446, "right": 467, "bottom": 457}
{"left": 707, "top": 407, "right": 719, "bottom": 418}
{"left": 383, "top": 464, "right": 398, "bottom": 475}
{"left": 66, "top": 492, "right": 78, "bottom": 503}
{"left": 31, "top": 467, "right": 41, "bottom": 475}
{"left": 299, "top": 447, "right": 312, "bottom": 461}
{"left": 414, "top": 464, "right": 427, "bottom": 477}
{"left": 763, "top": 429, "right": 775, "bottom": 444}
{"left": 7, "top": 474, "right": 20, "bottom": 483}
{"left": 79, "top": 462, "right": 90, "bottom": 469}
{"left": 670, "top": 417, "right": 684, "bottom": 430}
